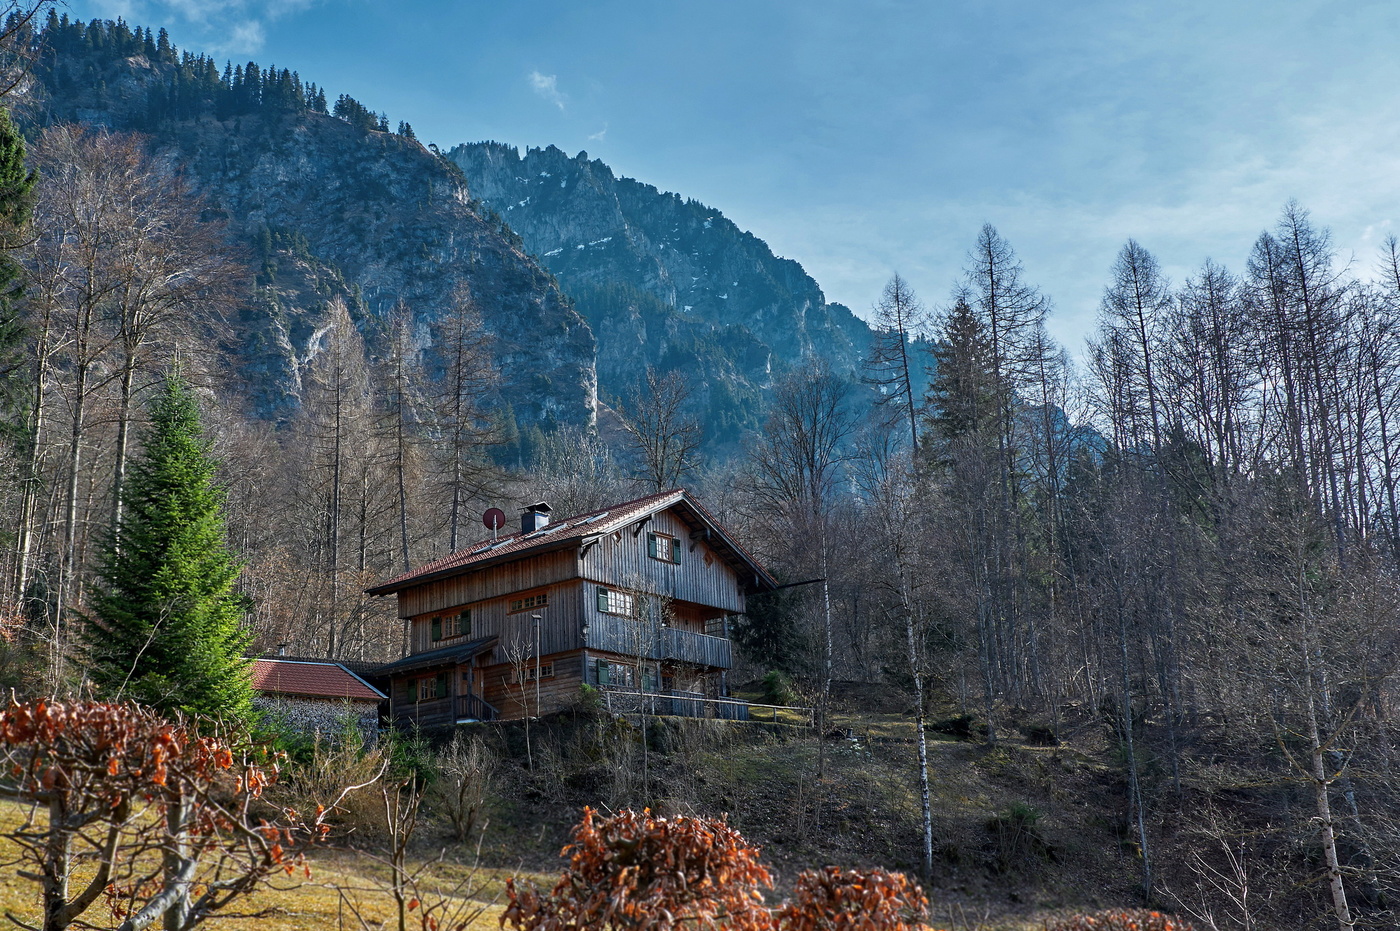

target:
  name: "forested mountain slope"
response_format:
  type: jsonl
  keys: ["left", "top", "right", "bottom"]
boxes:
{"left": 450, "top": 142, "right": 875, "bottom": 445}
{"left": 27, "top": 17, "right": 596, "bottom": 429}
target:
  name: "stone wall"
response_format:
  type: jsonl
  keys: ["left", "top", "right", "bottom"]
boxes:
{"left": 255, "top": 695, "right": 380, "bottom": 744}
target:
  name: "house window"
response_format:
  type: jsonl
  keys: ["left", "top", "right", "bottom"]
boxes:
{"left": 416, "top": 671, "right": 450, "bottom": 700}
{"left": 431, "top": 610, "right": 472, "bottom": 642}
{"left": 517, "top": 662, "right": 555, "bottom": 682}
{"left": 648, "top": 532, "right": 681, "bottom": 564}
{"left": 596, "top": 587, "right": 635, "bottom": 616}
{"left": 593, "top": 660, "right": 657, "bottom": 691}
{"left": 509, "top": 591, "right": 549, "bottom": 613}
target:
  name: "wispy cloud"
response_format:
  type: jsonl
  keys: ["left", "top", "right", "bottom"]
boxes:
{"left": 84, "top": 0, "right": 316, "bottom": 56}
{"left": 528, "top": 71, "right": 566, "bottom": 111}
{"left": 587, "top": 123, "right": 608, "bottom": 142}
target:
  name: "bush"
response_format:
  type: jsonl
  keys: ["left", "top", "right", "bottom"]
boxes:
{"left": 1046, "top": 910, "right": 1196, "bottom": 931}
{"left": 779, "top": 866, "right": 929, "bottom": 931}
{"left": 762, "top": 669, "right": 799, "bottom": 706}
{"left": 929, "top": 713, "right": 975, "bottom": 739}
{"left": 987, "top": 801, "right": 1054, "bottom": 872}
{"left": 503, "top": 808, "right": 933, "bottom": 931}
{"left": 425, "top": 730, "right": 496, "bottom": 842}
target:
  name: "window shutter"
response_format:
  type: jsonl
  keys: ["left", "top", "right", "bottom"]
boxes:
{"left": 597, "top": 587, "right": 610, "bottom": 613}
{"left": 398, "top": 679, "right": 414, "bottom": 702}
{"left": 672, "top": 541, "right": 682, "bottom": 564}
{"left": 459, "top": 610, "right": 472, "bottom": 636}
{"left": 596, "top": 659, "right": 610, "bottom": 685}
{"left": 436, "top": 671, "right": 450, "bottom": 697}
{"left": 647, "top": 532, "right": 658, "bottom": 558}
{"left": 430, "top": 616, "right": 442, "bottom": 641}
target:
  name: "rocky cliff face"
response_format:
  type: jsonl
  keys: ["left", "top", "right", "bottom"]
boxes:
{"left": 449, "top": 143, "right": 873, "bottom": 445}
{"left": 32, "top": 42, "right": 597, "bottom": 430}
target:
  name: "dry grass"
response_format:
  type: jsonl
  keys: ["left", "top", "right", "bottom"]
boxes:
{"left": 0, "top": 799, "right": 555, "bottom": 931}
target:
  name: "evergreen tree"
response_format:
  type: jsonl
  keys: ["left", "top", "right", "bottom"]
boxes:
{"left": 0, "top": 106, "right": 36, "bottom": 448}
{"left": 84, "top": 374, "right": 254, "bottom": 721}
{"left": 925, "top": 297, "right": 1001, "bottom": 455}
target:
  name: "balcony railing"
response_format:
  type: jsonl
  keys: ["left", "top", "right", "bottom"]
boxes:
{"left": 586, "top": 617, "right": 732, "bottom": 668}
{"left": 599, "top": 687, "right": 750, "bottom": 720}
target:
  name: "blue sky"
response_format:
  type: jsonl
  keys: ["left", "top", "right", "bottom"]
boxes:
{"left": 73, "top": 0, "right": 1400, "bottom": 353}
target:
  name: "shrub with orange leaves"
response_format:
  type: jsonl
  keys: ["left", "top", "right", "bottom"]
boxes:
{"left": 779, "top": 866, "right": 930, "bottom": 931}
{"left": 502, "top": 809, "right": 935, "bottom": 931}
{"left": 0, "top": 700, "right": 339, "bottom": 931}
{"left": 1045, "top": 909, "right": 1196, "bottom": 931}
{"left": 502, "top": 807, "right": 775, "bottom": 931}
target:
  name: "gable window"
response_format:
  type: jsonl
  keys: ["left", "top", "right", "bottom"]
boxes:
{"left": 647, "top": 532, "right": 681, "bottom": 564}
{"left": 596, "top": 587, "right": 635, "bottom": 616}
{"left": 430, "top": 610, "right": 472, "bottom": 642}
{"left": 509, "top": 591, "right": 549, "bottom": 613}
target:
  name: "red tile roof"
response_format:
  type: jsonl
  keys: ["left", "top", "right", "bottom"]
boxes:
{"left": 251, "top": 659, "right": 386, "bottom": 702}
{"left": 366, "top": 488, "right": 775, "bottom": 596}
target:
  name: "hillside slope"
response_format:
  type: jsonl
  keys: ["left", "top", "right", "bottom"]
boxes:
{"left": 450, "top": 142, "right": 875, "bottom": 445}
{"left": 28, "top": 20, "right": 596, "bottom": 428}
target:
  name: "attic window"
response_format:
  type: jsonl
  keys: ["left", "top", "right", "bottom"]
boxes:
{"left": 648, "top": 532, "right": 681, "bottom": 564}
{"left": 509, "top": 591, "right": 549, "bottom": 613}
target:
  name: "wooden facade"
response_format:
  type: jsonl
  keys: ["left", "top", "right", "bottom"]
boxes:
{"left": 369, "top": 491, "right": 776, "bottom": 725}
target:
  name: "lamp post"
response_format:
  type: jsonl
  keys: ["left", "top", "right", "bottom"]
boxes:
{"left": 531, "top": 614, "right": 542, "bottom": 718}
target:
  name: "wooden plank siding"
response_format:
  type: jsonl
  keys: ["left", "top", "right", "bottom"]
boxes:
{"left": 390, "top": 651, "right": 588, "bottom": 725}
{"left": 579, "top": 510, "right": 745, "bottom": 613}
{"left": 481, "top": 650, "right": 586, "bottom": 720}
{"left": 409, "top": 579, "right": 586, "bottom": 660}
{"left": 398, "top": 549, "right": 579, "bottom": 618}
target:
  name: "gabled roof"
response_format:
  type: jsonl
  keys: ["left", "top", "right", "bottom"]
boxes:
{"left": 365, "top": 489, "right": 777, "bottom": 597}
{"left": 375, "top": 636, "right": 498, "bottom": 677}
{"left": 251, "top": 659, "right": 387, "bottom": 702}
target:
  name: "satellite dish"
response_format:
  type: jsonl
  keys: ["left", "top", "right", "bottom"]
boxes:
{"left": 483, "top": 508, "right": 507, "bottom": 531}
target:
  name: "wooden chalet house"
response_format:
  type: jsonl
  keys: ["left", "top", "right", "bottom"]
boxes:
{"left": 367, "top": 489, "right": 777, "bottom": 728}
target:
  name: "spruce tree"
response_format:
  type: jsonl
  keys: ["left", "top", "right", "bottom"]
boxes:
{"left": 0, "top": 106, "right": 36, "bottom": 449}
{"left": 84, "top": 374, "right": 254, "bottom": 721}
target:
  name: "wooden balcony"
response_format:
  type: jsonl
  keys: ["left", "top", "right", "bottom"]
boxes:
{"left": 585, "top": 617, "right": 732, "bottom": 668}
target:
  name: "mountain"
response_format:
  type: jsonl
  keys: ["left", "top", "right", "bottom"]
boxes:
{"left": 27, "top": 17, "right": 596, "bottom": 430}
{"left": 25, "top": 17, "right": 880, "bottom": 453}
{"left": 448, "top": 143, "right": 874, "bottom": 446}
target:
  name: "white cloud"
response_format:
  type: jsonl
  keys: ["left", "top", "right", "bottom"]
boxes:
{"left": 85, "top": 1, "right": 316, "bottom": 56}
{"left": 587, "top": 123, "right": 608, "bottom": 142}
{"left": 528, "top": 71, "right": 566, "bottom": 111}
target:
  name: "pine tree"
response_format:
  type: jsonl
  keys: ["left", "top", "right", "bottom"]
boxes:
{"left": 84, "top": 374, "right": 254, "bottom": 721}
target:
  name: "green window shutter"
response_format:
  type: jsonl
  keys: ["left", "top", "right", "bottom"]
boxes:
{"left": 672, "top": 541, "right": 682, "bottom": 564}
{"left": 647, "top": 532, "right": 657, "bottom": 558}
{"left": 596, "top": 659, "right": 610, "bottom": 685}
{"left": 436, "top": 671, "right": 450, "bottom": 697}
{"left": 459, "top": 610, "right": 472, "bottom": 636}
{"left": 399, "top": 679, "right": 414, "bottom": 702}
{"left": 597, "top": 587, "right": 610, "bottom": 613}
{"left": 430, "top": 616, "right": 442, "bottom": 641}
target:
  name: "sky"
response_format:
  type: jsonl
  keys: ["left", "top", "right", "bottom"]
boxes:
{"left": 70, "top": 0, "right": 1400, "bottom": 354}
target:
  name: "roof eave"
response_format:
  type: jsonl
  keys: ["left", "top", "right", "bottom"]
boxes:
{"left": 365, "top": 536, "right": 583, "bottom": 596}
